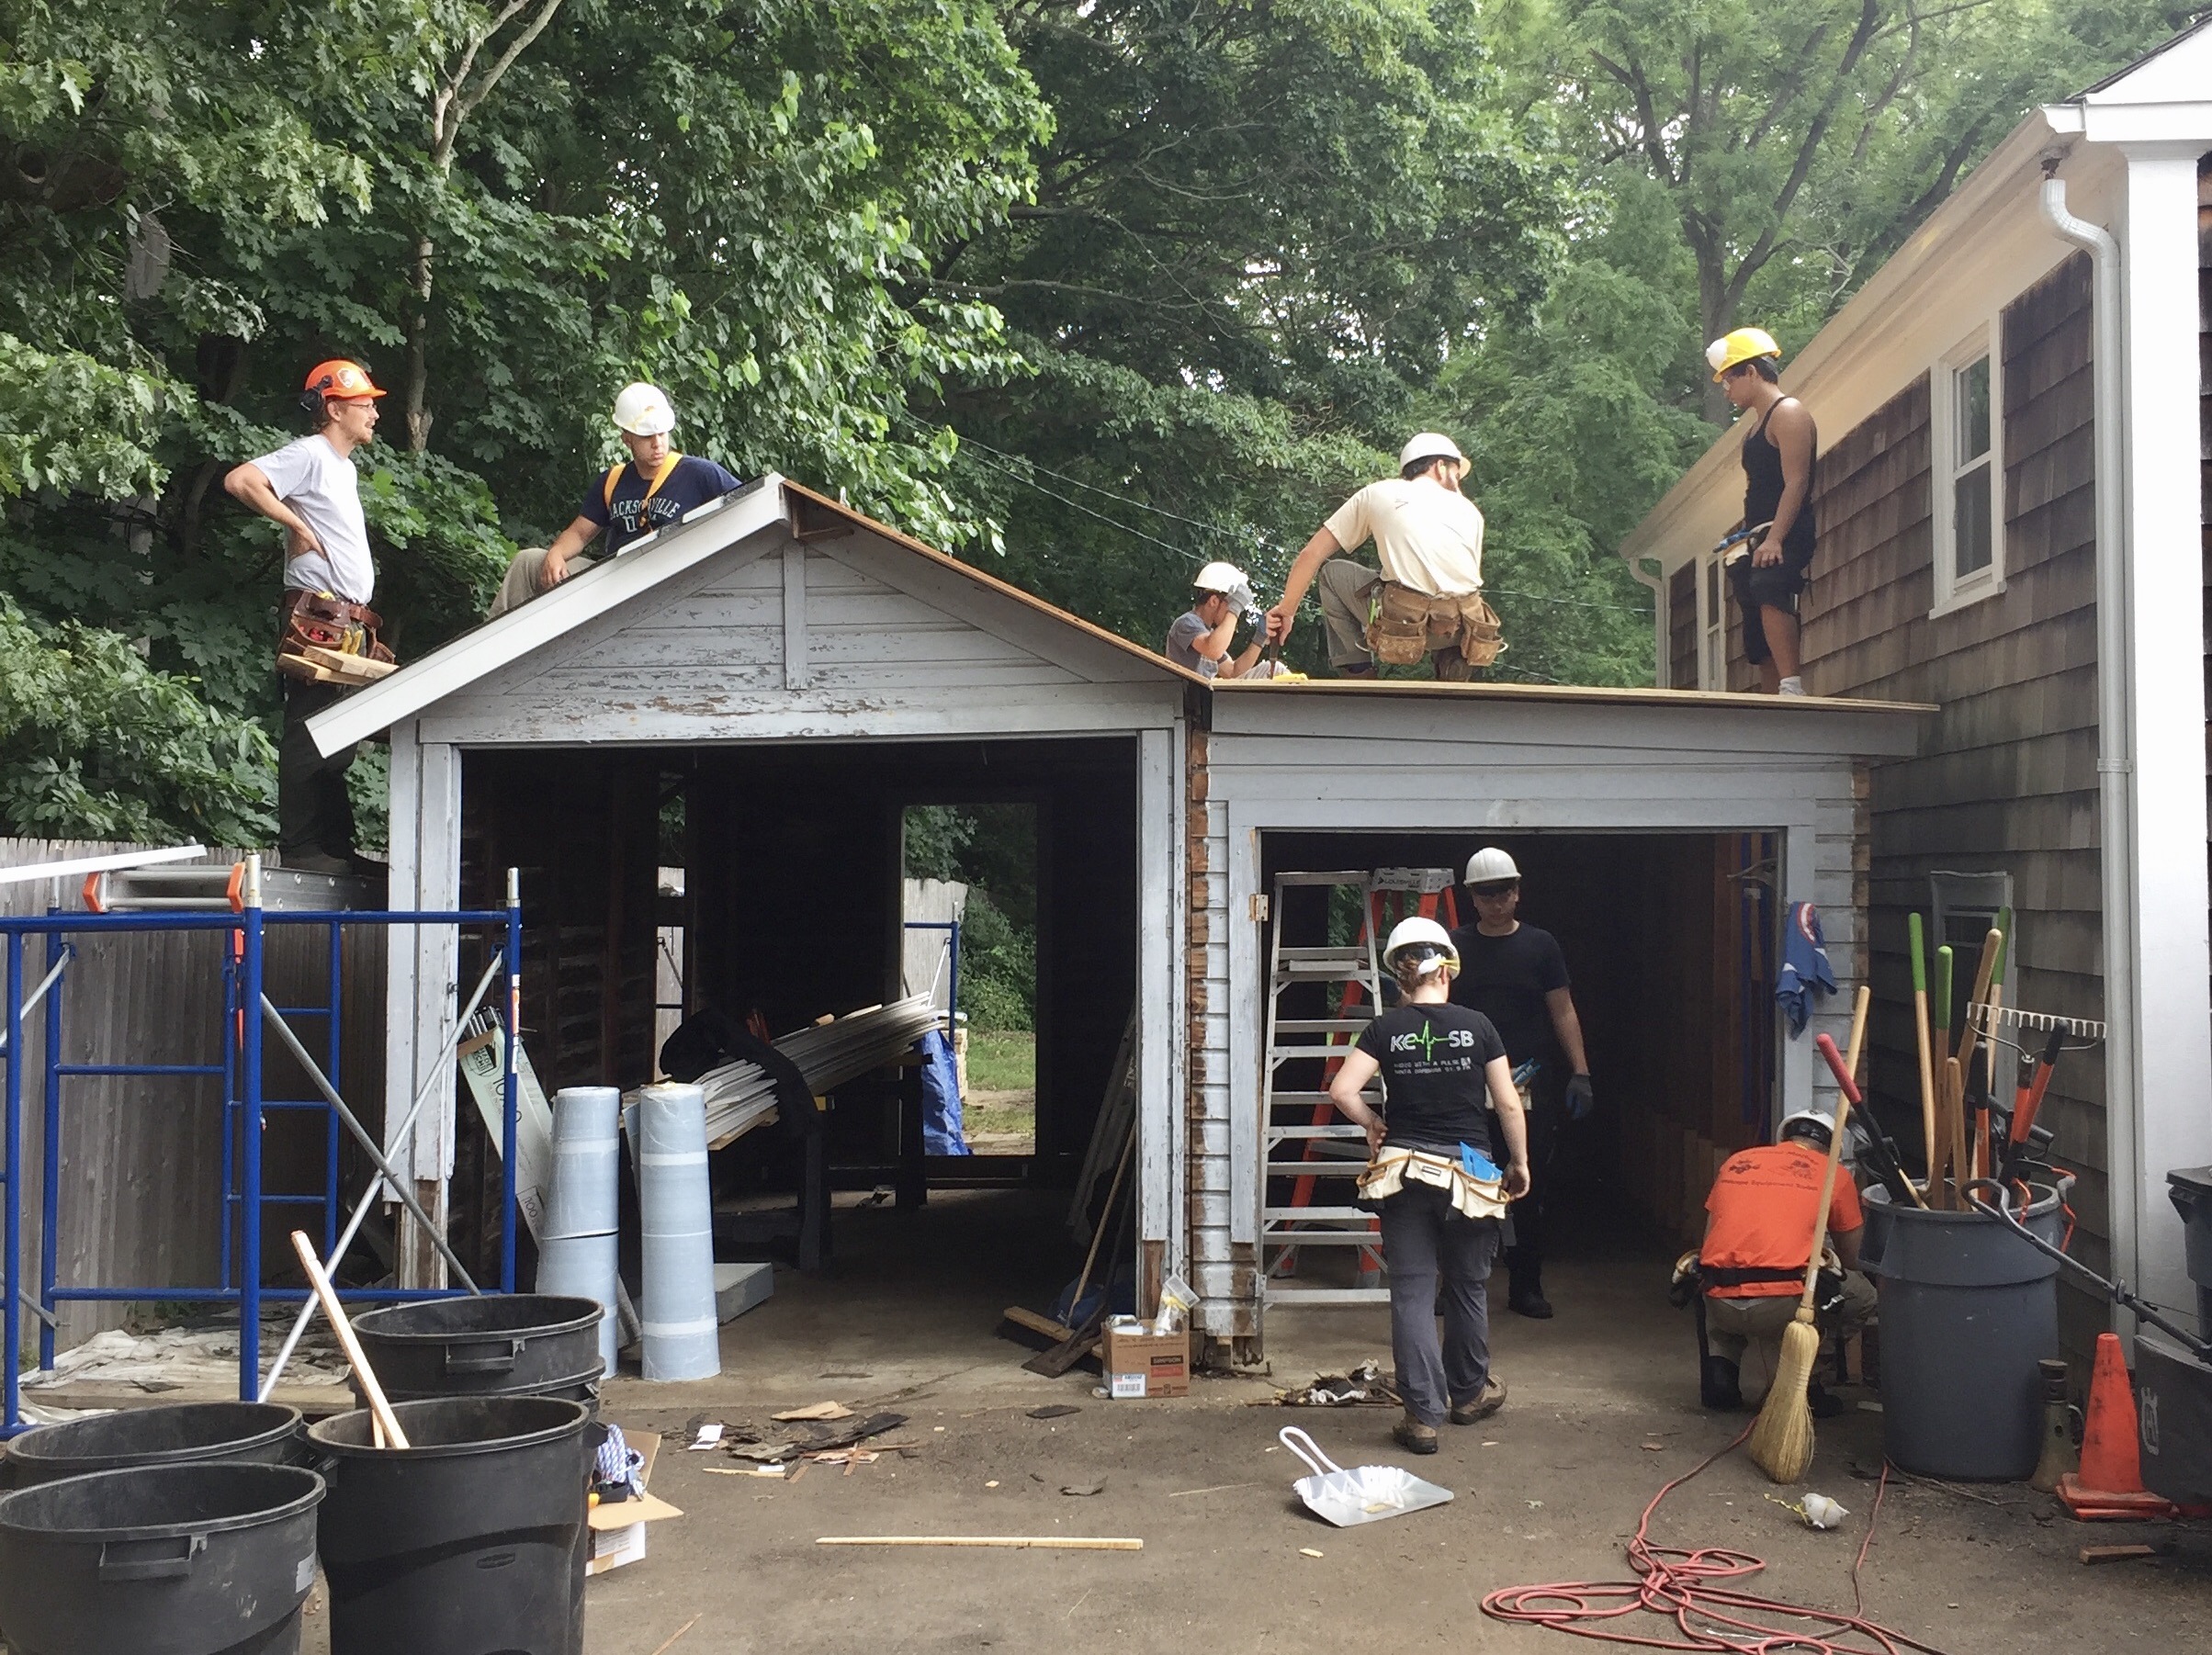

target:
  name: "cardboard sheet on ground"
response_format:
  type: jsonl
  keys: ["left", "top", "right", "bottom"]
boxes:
{"left": 588, "top": 1430, "right": 683, "bottom": 1577}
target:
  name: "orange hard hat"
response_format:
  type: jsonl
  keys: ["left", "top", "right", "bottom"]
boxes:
{"left": 302, "top": 360, "right": 387, "bottom": 401}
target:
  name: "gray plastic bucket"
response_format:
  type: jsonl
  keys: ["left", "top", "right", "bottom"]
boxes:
{"left": 1861, "top": 1183, "right": 2064, "bottom": 1480}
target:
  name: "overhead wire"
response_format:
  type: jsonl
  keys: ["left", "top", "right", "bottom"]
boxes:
{"left": 957, "top": 434, "right": 1652, "bottom": 617}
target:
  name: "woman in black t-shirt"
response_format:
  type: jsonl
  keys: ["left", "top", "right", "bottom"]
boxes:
{"left": 1330, "top": 918, "right": 1530, "bottom": 1456}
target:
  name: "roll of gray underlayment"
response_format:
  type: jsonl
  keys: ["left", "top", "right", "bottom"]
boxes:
{"left": 638, "top": 1082, "right": 721, "bottom": 1381}
{"left": 537, "top": 1086, "right": 623, "bottom": 1374}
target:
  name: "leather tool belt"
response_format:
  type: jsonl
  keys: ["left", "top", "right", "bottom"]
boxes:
{"left": 278, "top": 590, "right": 397, "bottom": 685}
{"left": 1357, "top": 1145, "right": 1512, "bottom": 1222}
{"left": 1365, "top": 580, "right": 1505, "bottom": 674}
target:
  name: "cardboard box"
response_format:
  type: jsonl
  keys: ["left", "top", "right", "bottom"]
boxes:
{"left": 586, "top": 1429, "right": 683, "bottom": 1577}
{"left": 1102, "top": 1323, "right": 1190, "bottom": 1398}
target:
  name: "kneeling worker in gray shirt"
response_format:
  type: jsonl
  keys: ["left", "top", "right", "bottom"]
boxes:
{"left": 1165, "top": 561, "right": 1264, "bottom": 680}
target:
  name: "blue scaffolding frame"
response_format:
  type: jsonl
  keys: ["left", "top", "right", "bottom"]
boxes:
{"left": 0, "top": 863, "right": 523, "bottom": 1434}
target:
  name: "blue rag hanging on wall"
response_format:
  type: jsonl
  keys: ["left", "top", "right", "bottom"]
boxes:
{"left": 1775, "top": 900, "right": 1837, "bottom": 1035}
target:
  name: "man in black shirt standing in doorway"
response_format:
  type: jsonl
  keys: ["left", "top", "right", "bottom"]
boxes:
{"left": 1448, "top": 847, "right": 1592, "bottom": 1318}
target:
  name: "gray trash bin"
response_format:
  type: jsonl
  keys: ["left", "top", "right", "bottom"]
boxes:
{"left": 1861, "top": 1183, "right": 2065, "bottom": 1480}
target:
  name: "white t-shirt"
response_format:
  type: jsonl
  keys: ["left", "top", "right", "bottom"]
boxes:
{"left": 1323, "top": 478, "right": 1484, "bottom": 596}
{"left": 252, "top": 435, "right": 376, "bottom": 603}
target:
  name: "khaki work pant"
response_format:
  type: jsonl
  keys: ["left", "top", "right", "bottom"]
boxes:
{"left": 1706, "top": 1270, "right": 1878, "bottom": 1400}
{"left": 488, "top": 546, "right": 598, "bottom": 619}
{"left": 1314, "top": 559, "right": 1500, "bottom": 678}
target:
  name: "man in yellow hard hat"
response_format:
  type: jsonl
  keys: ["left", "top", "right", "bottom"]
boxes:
{"left": 225, "top": 359, "right": 389, "bottom": 873}
{"left": 490, "top": 383, "right": 743, "bottom": 615}
{"left": 1708, "top": 328, "right": 1818, "bottom": 695}
{"left": 1263, "top": 433, "right": 1502, "bottom": 680}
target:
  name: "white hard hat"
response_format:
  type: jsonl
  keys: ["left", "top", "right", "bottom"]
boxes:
{"left": 1382, "top": 916, "right": 1460, "bottom": 978}
{"left": 1192, "top": 560, "right": 1247, "bottom": 595}
{"left": 1399, "top": 432, "right": 1466, "bottom": 471}
{"left": 613, "top": 381, "right": 676, "bottom": 437}
{"left": 1778, "top": 1109, "right": 1834, "bottom": 1151}
{"left": 1463, "top": 847, "right": 1520, "bottom": 886}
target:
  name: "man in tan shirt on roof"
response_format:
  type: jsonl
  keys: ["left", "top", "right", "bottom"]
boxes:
{"left": 1264, "top": 433, "right": 1502, "bottom": 679}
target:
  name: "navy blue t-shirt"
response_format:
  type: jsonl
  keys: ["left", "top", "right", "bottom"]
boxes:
{"left": 581, "top": 455, "right": 743, "bottom": 555}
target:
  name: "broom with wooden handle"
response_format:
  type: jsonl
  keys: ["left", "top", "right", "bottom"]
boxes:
{"left": 1749, "top": 986, "right": 1868, "bottom": 1485}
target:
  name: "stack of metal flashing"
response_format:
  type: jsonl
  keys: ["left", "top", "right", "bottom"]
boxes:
{"left": 693, "top": 995, "right": 942, "bottom": 1149}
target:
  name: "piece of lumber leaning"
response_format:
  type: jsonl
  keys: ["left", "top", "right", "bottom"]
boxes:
{"left": 816, "top": 1536, "right": 1143, "bottom": 1551}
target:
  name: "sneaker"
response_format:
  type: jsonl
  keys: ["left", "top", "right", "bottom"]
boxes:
{"left": 1392, "top": 1416, "right": 1439, "bottom": 1456}
{"left": 1777, "top": 676, "right": 1808, "bottom": 696}
{"left": 1449, "top": 1378, "right": 1507, "bottom": 1424}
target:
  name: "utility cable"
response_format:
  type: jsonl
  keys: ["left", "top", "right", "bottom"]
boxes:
{"left": 959, "top": 435, "right": 1651, "bottom": 617}
{"left": 1482, "top": 1424, "right": 1949, "bottom": 1655}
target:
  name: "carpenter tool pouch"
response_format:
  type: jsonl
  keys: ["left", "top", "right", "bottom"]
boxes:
{"left": 277, "top": 590, "right": 396, "bottom": 684}
{"left": 1364, "top": 580, "right": 1505, "bottom": 673}
{"left": 1357, "top": 1145, "right": 1511, "bottom": 1222}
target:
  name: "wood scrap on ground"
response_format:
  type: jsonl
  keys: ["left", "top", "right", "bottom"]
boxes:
{"left": 816, "top": 1536, "right": 1142, "bottom": 1551}
{"left": 773, "top": 1402, "right": 855, "bottom": 1422}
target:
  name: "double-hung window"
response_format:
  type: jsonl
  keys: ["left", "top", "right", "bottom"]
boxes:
{"left": 1932, "top": 332, "right": 2003, "bottom": 612}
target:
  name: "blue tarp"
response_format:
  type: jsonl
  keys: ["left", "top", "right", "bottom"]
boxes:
{"left": 917, "top": 1029, "right": 972, "bottom": 1155}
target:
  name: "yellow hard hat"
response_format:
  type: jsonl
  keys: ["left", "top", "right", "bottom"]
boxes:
{"left": 1706, "top": 327, "right": 1781, "bottom": 381}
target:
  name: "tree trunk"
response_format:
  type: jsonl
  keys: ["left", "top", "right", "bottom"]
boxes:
{"left": 404, "top": 232, "right": 434, "bottom": 452}
{"left": 1698, "top": 259, "right": 1732, "bottom": 426}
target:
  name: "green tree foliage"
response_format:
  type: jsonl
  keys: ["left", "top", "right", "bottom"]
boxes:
{"left": 935, "top": 0, "right": 1578, "bottom": 671}
{"left": 1, "top": 0, "right": 1047, "bottom": 839}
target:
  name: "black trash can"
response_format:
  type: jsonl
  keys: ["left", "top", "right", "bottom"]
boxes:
{"left": 349, "top": 1295, "right": 604, "bottom": 1407}
{"left": 2166, "top": 1165, "right": 2212, "bottom": 1341}
{"left": 6, "top": 1402, "right": 305, "bottom": 1488}
{"left": 1862, "top": 1182, "right": 2064, "bottom": 1480}
{"left": 0, "top": 1461, "right": 323, "bottom": 1655}
{"left": 307, "top": 1395, "right": 591, "bottom": 1655}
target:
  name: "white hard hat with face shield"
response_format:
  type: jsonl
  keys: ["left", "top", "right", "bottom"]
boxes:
{"left": 1382, "top": 916, "right": 1460, "bottom": 981}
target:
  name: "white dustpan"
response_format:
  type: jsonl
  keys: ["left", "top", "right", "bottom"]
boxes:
{"left": 1278, "top": 1426, "right": 1455, "bottom": 1527}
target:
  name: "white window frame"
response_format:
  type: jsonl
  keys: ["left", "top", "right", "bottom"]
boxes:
{"left": 1929, "top": 325, "right": 2005, "bottom": 615}
{"left": 1698, "top": 546, "right": 1723, "bottom": 690}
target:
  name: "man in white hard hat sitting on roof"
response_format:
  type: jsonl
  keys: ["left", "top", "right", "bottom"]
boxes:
{"left": 1263, "top": 433, "right": 1501, "bottom": 680}
{"left": 1164, "top": 561, "right": 1266, "bottom": 680}
{"left": 490, "top": 382, "right": 743, "bottom": 616}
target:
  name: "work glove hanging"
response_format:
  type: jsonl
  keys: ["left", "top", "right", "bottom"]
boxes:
{"left": 1564, "top": 1073, "right": 1595, "bottom": 1121}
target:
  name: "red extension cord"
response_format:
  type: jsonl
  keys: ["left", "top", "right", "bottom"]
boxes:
{"left": 1481, "top": 1424, "right": 1951, "bottom": 1655}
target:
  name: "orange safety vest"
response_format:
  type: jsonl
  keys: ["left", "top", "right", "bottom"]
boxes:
{"left": 1699, "top": 1141, "right": 1862, "bottom": 1298}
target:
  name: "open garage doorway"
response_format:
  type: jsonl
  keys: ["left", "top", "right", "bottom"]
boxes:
{"left": 1257, "top": 830, "right": 1783, "bottom": 1300}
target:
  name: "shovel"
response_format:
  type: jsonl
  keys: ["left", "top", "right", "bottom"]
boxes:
{"left": 1278, "top": 1426, "right": 1454, "bottom": 1527}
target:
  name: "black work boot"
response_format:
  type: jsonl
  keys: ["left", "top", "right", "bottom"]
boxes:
{"left": 1507, "top": 1259, "right": 1553, "bottom": 1320}
{"left": 1807, "top": 1381, "right": 1846, "bottom": 1421}
{"left": 1701, "top": 1357, "right": 1744, "bottom": 1411}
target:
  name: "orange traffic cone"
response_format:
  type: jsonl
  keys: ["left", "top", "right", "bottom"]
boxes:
{"left": 2056, "top": 1333, "right": 2180, "bottom": 1520}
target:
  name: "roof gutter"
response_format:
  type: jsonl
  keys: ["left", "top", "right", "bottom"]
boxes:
{"left": 2037, "top": 143, "right": 2140, "bottom": 1310}
{"left": 1626, "top": 557, "right": 1666, "bottom": 688}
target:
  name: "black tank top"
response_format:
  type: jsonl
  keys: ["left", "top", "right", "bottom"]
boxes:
{"left": 1743, "top": 400, "right": 1815, "bottom": 557}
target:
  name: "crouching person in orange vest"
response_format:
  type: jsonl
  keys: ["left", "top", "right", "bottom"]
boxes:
{"left": 1691, "top": 1109, "right": 1876, "bottom": 1415}
{"left": 491, "top": 383, "right": 743, "bottom": 617}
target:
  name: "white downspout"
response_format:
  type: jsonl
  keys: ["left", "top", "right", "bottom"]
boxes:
{"left": 1628, "top": 557, "right": 1667, "bottom": 688}
{"left": 2038, "top": 159, "right": 2139, "bottom": 1312}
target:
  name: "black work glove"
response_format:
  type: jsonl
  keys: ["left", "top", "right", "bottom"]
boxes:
{"left": 1564, "top": 1073, "right": 1595, "bottom": 1121}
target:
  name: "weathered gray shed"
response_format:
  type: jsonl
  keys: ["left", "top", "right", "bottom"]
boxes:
{"left": 312, "top": 475, "right": 1922, "bottom": 1356}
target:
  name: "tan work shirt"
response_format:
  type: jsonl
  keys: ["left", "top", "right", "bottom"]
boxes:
{"left": 1323, "top": 478, "right": 1485, "bottom": 596}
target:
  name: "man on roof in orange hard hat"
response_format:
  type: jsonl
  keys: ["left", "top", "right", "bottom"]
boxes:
{"left": 1263, "top": 433, "right": 1503, "bottom": 681}
{"left": 490, "top": 383, "right": 745, "bottom": 617}
{"left": 224, "top": 360, "right": 389, "bottom": 875}
{"left": 1708, "top": 327, "right": 1819, "bottom": 696}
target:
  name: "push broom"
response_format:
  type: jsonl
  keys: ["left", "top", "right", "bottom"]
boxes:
{"left": 1749, "top": 985, "right": 1868, "bottom": 1485}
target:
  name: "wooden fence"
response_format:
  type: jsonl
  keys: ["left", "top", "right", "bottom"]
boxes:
{"left": 1, "top": 840, "right": 384, "bottom": 1353}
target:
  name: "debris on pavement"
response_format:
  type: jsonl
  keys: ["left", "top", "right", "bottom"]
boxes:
{"left": 1027, "top": 1404, "right": 1080, "bottom": 1420}
{"left": 2080, "top": 1544, "right": 2161, "bottom": 1565}
{"left": 816, "top": 1536, "right": 1142, "bottom": 1551}
{"left": 1254, "top": 1359, "right": 1401, "bottom": 1408}
{"left": 687, "top": 1422, "right": 726, "bottom": 1449}
{"left": 1299, "top": 1548, "right": 1325, "bottom": 1559}
{"left": 1061, "top": 1479, "right": 1106, "bottom": 1496}
{"left": 773, "top": 1402, "right": 854, "bottom": 1422}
